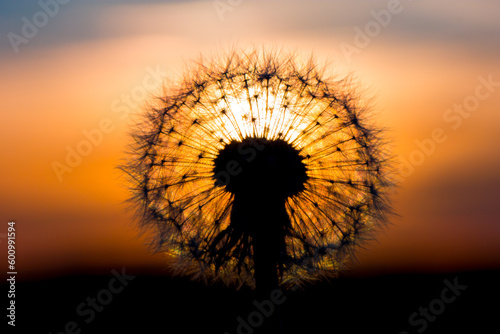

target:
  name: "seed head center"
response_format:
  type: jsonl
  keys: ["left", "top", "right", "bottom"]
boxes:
{"left": 213, "top": 138, "right": 308, "bottom": 199}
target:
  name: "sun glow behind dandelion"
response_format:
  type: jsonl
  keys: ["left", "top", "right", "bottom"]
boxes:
{"left": 123, "top": 50, "right": 393, "bottom": 288}
{"left": 207, "top": 78, "right": 308, "bottom": 142}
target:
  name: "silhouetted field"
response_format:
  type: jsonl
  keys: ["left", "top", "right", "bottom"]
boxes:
{"left": 6, "top": 269, "right": 499, "bottom": 333}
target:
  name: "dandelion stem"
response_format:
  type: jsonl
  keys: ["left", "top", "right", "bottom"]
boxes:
{"left": 250, "top": 198, "right": 288, "bottom": 334}
{"left": 253, "top": 231, "right": 284, "bottom": 333}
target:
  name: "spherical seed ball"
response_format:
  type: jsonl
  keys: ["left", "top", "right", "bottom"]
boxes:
{"left": 121, "top": 49, "right": 394, "bottom": 288}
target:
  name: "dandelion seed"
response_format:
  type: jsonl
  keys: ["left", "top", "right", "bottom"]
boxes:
{"left": 121, "top": 49, "right": 394, "bottom": 291}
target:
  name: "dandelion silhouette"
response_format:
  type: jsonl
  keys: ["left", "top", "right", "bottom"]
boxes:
{"left": 122, "top": 50, "right": 393, "bottom": 299}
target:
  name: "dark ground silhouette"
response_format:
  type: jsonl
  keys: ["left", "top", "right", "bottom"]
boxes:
{"left": 5, "top": 269, "right": 499, "bottom": 333}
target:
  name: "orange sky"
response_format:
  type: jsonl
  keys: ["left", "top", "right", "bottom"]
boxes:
{"left": 1, "top": 0, "right": 499, "bottom": 280}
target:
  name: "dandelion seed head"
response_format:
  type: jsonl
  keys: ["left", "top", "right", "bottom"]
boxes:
{"left": 122, "top": 49, "right": 394, "bottom": 288}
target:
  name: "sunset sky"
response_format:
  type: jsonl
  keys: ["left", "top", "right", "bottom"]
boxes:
{"left": 1, "top": 0, "right": 499, "bottom": 280}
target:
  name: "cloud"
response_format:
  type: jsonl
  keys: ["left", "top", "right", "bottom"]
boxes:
{"left": 2, "top": 0, "right": 499, "bottom": 55}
